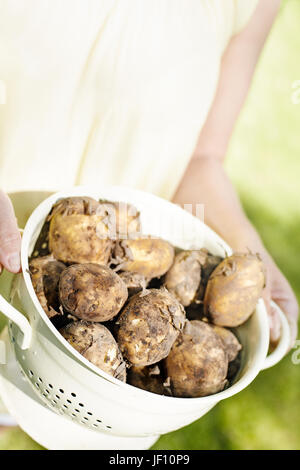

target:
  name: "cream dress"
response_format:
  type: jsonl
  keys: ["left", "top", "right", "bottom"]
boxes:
{"left": 0, "top": 0, "right": 258, "bottom": 201}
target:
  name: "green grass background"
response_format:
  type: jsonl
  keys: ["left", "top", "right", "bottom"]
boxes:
{"left": 1, "top": 0, "right": 299, "bottom": 450}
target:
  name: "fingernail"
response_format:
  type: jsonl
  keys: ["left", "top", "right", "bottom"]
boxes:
{"left": 7, "top": 253, "right": 21, "bottom": 272}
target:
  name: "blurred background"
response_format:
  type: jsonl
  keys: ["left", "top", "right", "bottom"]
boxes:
{"left": 0, "top": 0, "right": 300, "bottom": 450}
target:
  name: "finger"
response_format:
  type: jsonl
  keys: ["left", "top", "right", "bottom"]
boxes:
{"left": 0, "top": 191, "right": 21, "bottom": 273}
{"left": 274, "top": 296, "right": 298, "bottom": 349}
{"left": 271, "top": 267, "right": 299, "bottom": 349}
{"left": 262, "top": 287, "right": 281, "bottom": 343}
{"left": 269, "top": 305, "right": 282, "bottom": 346}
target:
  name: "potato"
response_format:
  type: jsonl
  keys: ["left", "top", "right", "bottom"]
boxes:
{"left": 29, "top": 255, "right": 66, "bottom": 319}
{"left": 118, "top": 271, "right": 148, "bottom": 297}
{"left": 164, "top": 250, "right": 207, "bottom": 306}
{"left": 116, "top": 288, "right": 186, "bottom": 366}
{"left": 204, "top": 253, "right": 265, "bottom": 327}
{"left": 211, "top": 325, "right": 242, "bottom": 362}
{"left": 49, "top": 197, "right": 114, "bottom": 265}
{"left": 175, "top": 250, "right": 222, "bottom": 321}
{"left": 227, "top": 355, "right": 242, "bottom": 383}
{"left": 99, "top": 201, "right": 141, "bottom": 238}
{"left": 59, "top": 263, "right": 128, "bottom": 322}
{"left": 114, "top": 238, "right": 174, "bottom": 279}
{"left": 60, "top": 321, "right": 126, "bottom": 381}
{"left": 164, "top": 320, "right": 228, "bottom": 398}
{"left": 127, "top": 365, "right": 169, "bottom": 395}
{"left": 196, "top": 251, "right": 223, "bottom": 301}
{"left": 115, "top": 202, "right": 141, "bottom": 237}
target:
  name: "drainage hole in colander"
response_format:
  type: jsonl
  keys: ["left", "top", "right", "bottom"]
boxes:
{"left": 79, "top": 403, "right": 84, "bottom": 408}
{"left": 63, "top": 405, "right": 68, "bottom": 409}
{"left": 74, "top": 409, "right": 80, "bottom": 413}
{"left": 106, "top": 426, "right": 112, "bottom": 429}
{"left": 71, "top": 393, "right": 76, "bottom": 397}
{"left": 92, "top": 424, "right": 98, "bottom": 428}
{"left": 87, "top": 412, "right": 93, "bottom": 416}
{"left": 72, "top": 413, "right": 76, "bottom": 417}
{"left": 55, "top": 395, "right": 61, "bottom": 400}
{"left": 59, "top": 389, "right": 64, "bottom": 394}
{"left": 35, "top": 383, "right": 40, "bottom": 388}
{"left": 29, "top": 370, "right": 34, "bottom": 377}
{"left": 38, "top": 377, "right": 43, "bottom": 383}
{"left": 44, "top": 389, "right": 50, "bottom": 395}
{"left": 52, "top": 400, "right": 57, "bottom": 405}
{"left": 83, "top": 417, "right": 89, "bottom": 421}
{"left": 48, "top": 384, "right": 53, "bottom": 389}
{"left": 96, "top": 419, "right": 102, "bottom": 423}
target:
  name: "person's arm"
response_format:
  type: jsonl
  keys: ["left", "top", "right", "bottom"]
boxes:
{"left": 173, "top": 0, "right": 298, "bottom": 346}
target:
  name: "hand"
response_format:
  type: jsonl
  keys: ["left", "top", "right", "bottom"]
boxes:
{"left": 0, "top": 191, "right": 21, "bottom": 274}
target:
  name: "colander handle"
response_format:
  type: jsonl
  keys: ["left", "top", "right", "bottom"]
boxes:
{"left": 262, "top": 300, "right": 291, "bottom": 370}
{"left": 0, "top": 295, "right": 32, "bottom": 350}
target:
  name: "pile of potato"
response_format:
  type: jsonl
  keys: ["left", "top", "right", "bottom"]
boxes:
{"left": 29, "top": 196, "right": 265, "bottom": 398}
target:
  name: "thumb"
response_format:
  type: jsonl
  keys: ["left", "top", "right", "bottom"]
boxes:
{"left": 0, "top": 191, "right": 21, "bottom": 273}
{"left": 262, "top": 287, "right": 281, "bottom": 344}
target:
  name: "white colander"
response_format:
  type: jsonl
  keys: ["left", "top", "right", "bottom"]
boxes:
{"left": 0, "top": 186, "right": 290, "bottom": 438}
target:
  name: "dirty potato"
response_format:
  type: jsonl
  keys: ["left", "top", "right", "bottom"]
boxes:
{"left": 127, "top": 365, "right": 169, "bottom": 395}
{"left": 211, "top": 325, "right": 242, "bottom": 362}
{"left": 48, "top": 197, "right": 114, "bottom": 265}
{"left": 116, "top": 288, "right": 186, "bottom": 366}
{"left": 196, "top": 251, "right": 223, "bottom": 301}
{"left": 60, "top": 321, "right": 126, "bottom": 381}
{"left": 204, "top": 253, "right": 265, "bottom": 327}
{"left": 118, "top": 271, "right": 148, "bottom": 297}
{"left": 59, "top": 263, "right": 128, "bottom": 322}
{"left": 164, "top": 320, "right": 228, "bottom": 398}
{"left": 177, "top": 250, "right": 222, "bottom": 321}
{"left": 29, "top": 255, "right": 66, "bottom": 319}
{"left": 164, "top": 250, "right": 207, "bottom": 306}
{"left": 98, "top": 201, "right": 141, "bottom": 238}
{"left": 227, "top": 355, "right": 242, "bottom": 383}
{"left": 114, "top": 238, "right": 175, "bottom": 279}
